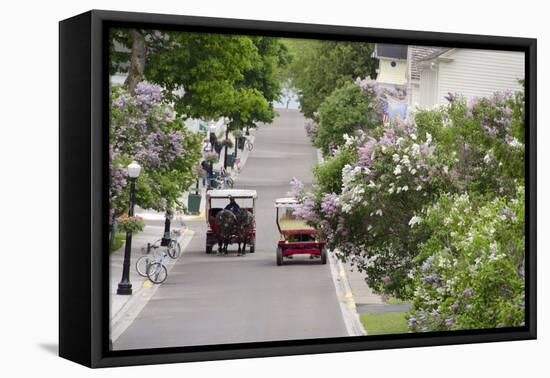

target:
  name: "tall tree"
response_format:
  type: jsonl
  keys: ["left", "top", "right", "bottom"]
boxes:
{"left": 285, "top": 39, "right": 377, "bottom": 118}
{"left": 111, "top": 29, "right": 289, "bottom": 122}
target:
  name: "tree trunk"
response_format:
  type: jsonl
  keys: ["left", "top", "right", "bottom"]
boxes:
{"left": 125, "top": 29, "right": 146, "bottom": 95}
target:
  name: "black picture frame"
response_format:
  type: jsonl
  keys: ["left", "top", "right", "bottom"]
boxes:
{"left": 59, "top": 9, "right": 537, "bottom": 368}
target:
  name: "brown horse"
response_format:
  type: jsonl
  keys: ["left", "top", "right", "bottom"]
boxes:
{"left": 214, "top": 209, "right": 236, "bottom": 255}
{"left": 234, "top": 208, "right": 254, "bottom": 256}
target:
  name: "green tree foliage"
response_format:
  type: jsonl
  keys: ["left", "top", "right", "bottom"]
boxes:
{"left": 145, "top": 32, "right": 267, "bottom": 122}
{"left": 285, "top": 39, "right": 376, "bottom": 118}
{"left": 110, "top": 29, "right": 289, "bottom": 127}
{"left": 315, "top": 82, "right": 378, "bottom": 155}
{"left": 235, "top": 36, "right": 290, "bottom": 129}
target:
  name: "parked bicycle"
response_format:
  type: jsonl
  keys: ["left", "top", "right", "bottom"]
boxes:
{"left": 245, "top": 138, "right": 253, "bottom": 151}
{"left": 135, "top": 240, "right": 168, "bottom": 284}
{"left": 166, "top": 229, "right": 182, "bottom": 259}
{"left": 209, "top": 168, "right": 234, "bottom": 189}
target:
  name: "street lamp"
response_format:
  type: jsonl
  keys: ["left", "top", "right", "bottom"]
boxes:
{"left": 117, "top": 161, "right": 141, "bottom": 295}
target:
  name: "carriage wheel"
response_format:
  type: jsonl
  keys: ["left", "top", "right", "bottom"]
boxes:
{"left": 206, "top": 243, "right": 213, "bottom": 254}
{"left": 320, "top": 247, "right": 327, "bottom": 265}
{"left": 276, "top": 247, "right": 283, "bottom": 266}
{"left": 249, "top": 243, "right": 255, "bottom": 253}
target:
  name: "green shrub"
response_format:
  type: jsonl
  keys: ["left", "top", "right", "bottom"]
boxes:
{"left": 407, "top": 187, "right": 525, "bottom": 332}
{"left": 315, "top": 82, "right": 379, "bottom": 155}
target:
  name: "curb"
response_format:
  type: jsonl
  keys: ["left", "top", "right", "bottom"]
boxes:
{"left": 316, "top": 148, "right": 366, "bottom": 336}
{"left": 110, "top": 228, "right": 195, "bottom": 344}
{"left": 328, "top": 251, "right": 367, "bottom": 336}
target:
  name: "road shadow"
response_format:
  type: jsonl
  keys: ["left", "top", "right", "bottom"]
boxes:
{"left": 277, "top": 260, "right": 325, "bottom": 266}
{"left": 37, "top": 343, "right": 58, "bottom": 355}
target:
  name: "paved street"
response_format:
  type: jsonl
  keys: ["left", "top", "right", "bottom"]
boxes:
{"left": 114, "top": 109, "right": 348, "bottom": 350}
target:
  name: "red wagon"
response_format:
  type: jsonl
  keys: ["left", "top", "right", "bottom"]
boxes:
{"left": 275, "top": 197, "right": 327, "bottom": 265}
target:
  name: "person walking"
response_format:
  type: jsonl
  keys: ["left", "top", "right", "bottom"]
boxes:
{"left": 214, "top": 140, "right": 222, "bottom": 159}
{"left": 201, "top": 159, "right": 212, "bottom": 187}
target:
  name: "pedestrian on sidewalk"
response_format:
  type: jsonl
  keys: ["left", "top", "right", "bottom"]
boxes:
{"left": 200, "top": 159, "right": 212, "bottom": 187}
{"left": 214, "top": 140, "right": 222, "bottom": 158}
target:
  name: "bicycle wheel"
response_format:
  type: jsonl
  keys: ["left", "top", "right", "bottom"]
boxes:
{"left": 136, "top": 255, "right": 155, "bottom": 277}
{"left": 226, "top": 177, "right": 234, "bottom": 188}
{"left": 147, "top": 263, "right": 168, "bottom": 284}
{"left": 167, "top": 240, "right": 181, "bottom": 259}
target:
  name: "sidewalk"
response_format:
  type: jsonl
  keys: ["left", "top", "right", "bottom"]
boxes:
{"left": 109, "top": 221, "right": 194, "bottom": 343}
{"left": 214, "top": 128, "right": 256, "bottom": 179}
{"left": 343, "top": 262, "right": 413, "bottom": 313}
{"left": 343, "top": 262, "right": 385, "bottom": 305}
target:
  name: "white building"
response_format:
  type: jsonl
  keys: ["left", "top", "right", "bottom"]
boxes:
{"left": 408, "top": 47, "right": 525, "bottom": 109}
{"left": 374, "top": 44, "right": 525, "bottom": 109}
{"left": 373, "top": 44, "right": 408, "bottom": 90}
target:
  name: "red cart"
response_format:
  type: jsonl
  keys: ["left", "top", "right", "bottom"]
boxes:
{"left": 275, "top": 197, "right": 327, "bottom": 265}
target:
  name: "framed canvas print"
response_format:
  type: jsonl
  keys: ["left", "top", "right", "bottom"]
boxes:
{"left": 59, "top": 10, "right": 536, "bottom": 368}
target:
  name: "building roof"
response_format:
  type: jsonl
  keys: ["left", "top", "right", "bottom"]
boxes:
{"left": 375, "top": 44, "right": 408, "bottom": 60}
{"left": 409, "top": 46, "right": 451, "bottom": 81}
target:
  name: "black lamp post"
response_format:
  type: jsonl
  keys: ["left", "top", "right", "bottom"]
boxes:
{"left": 161, "top": 210, "right": 173, "bottom": 247}
{"left": 117, "top": 161, "right": 141, "bottom": 295}
{"left": 223, "top": 128, "right": 229, "bottom": 169}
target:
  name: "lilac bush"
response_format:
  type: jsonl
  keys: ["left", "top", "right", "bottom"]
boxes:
{"left": 407, "top": 187, "right": 525, "bottom": 332}
{"left": 292, "top": 86, "right": 525, "bottom": 307}
{"left": 110, "top": 82, "right": 201, "bottom": 223}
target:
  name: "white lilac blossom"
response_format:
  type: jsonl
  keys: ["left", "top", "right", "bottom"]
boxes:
{"left": 408, "top": 216, "right": 421, "bottom": 227}
{"left": 304, "top": 118, "right": 319, "bottom": 139}
{"left": 394, "top": 165, "right": 402, "bottom": 175}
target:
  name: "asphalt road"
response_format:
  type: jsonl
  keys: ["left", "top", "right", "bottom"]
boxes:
{"left": 114, "top": 108, "right": 348, "bottom": 350}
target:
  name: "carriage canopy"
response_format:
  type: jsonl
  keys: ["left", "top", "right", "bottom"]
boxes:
{"left": 275, "top": 197, "right": 299, "bottom": 208}
{"left": 275, "top": 197, "right": 316, "bottom": 234}
{"left": 207, "top": 189, "right": 257, "bottom": 199}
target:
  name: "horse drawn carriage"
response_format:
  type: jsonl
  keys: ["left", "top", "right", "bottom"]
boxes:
{"left": 275, "top": 197, "right": 327, "bottom": 265}
{"left": 205, "top": 189, "right": 256, "bottom": 255}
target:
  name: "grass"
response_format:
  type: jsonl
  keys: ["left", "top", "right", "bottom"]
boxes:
{"left": 385, "top": 297, "right": 409, "bottom": 305}
{"left": 110, "top": 232, "right": 125, "bottom": 253}
{"left": 360, "top": 311, "right": 409, "bottom": 336}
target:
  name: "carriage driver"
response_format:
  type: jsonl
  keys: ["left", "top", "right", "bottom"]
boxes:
{"left": 224, "top": 195, "right": 241, "bottom": 215}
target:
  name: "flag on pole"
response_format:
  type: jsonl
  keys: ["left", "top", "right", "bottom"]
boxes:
{"left": 383, "top": 97, "right": 408, "bottom": 125}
